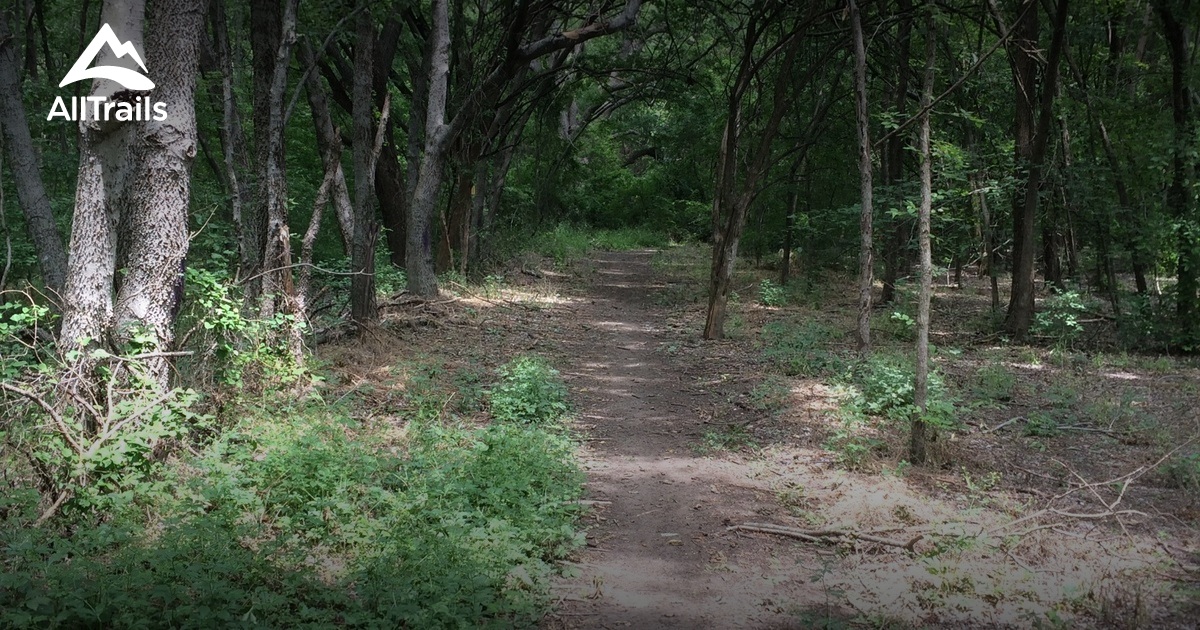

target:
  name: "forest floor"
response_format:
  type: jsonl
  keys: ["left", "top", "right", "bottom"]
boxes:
{"left": 522, "top": 247, "right": 1200, "bottom": 629}
{"left": 332, "top": 242, "right": 1200, "bottom": 628}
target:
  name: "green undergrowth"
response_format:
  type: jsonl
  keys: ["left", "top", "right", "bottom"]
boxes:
{"left": 523, "top": 224, "right": 669, "bottom": 265}
{"left": 1, "top": 356, "right": 583, "bottom": 628}
{"left": 758, "top": 318, "right": 960, "bottom": 469}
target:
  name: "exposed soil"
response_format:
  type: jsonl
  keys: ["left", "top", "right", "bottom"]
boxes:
{"left": 542, "top": 251, "right": 852, "bottom": 628}
{"left": 535, "top": 249, "right": 1200, "bottom": 629}
{"left": 338, "top": 247, "right": 1199, "bottom": 628}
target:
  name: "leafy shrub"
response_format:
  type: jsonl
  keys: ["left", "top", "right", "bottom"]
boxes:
{"left": 1, "top": 360, "right": 214, "bottom": 519}
{"left": 848, "top": 354, "right": 957, "bottom": 431}
{"left": 0, "top": 299, "right": 56, "bottom": 380}
{"left": 0, "top": 409, "right": 585, "bottom": 629}
{"left": 758, "top": 279, "right": 786, "bottom": 307}
{"left": 588, "top": 227, "right": 668, "bottom": 250}
{"left": 880, "top": 310, "right": 916, "bottom": 341}
{"left": 1116, "top": 294, "right": 1176, "bottom": 353}
{"left": 824, "top": 410, "right": 887, "bottom": 470}
{"left": 181, "top": 268, "right": 308, "bottom": 390}
{"left": 522, "top": 224, "right": 668, "bottom": 265}
{"left": 761, "top": 320, "right": 847, "bottom": 377}
{"left": 1023, "top": 411, "right": 1060, "bottom": 437}
{"left": 488, "top": 356, "right": 570, "bottom": 425}
{"left": 1033, "top": 291, "right": 1089, "bottom": 348}
{"left": 1161, "top": 453, "right": 1200, "bottom": 491}
{"left": 529, "top": 224, "right": 592, "bottom": 264}
{"left": 973, "top": 364, "right": 1016, "bottom": 402}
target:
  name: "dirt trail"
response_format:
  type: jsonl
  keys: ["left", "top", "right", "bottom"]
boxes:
{"left": 545, "top": 251, "right": 820, "bottom": 629}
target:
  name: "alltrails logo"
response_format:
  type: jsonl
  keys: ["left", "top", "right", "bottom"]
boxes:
{"left": 47, "top": 23, "right": 167, "bottom": 122}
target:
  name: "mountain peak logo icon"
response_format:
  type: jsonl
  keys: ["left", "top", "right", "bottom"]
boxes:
{"left": 59, "top": 23, "right": 154, "bottom": 91}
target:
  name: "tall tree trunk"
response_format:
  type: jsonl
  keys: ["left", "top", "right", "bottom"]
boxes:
{"left": 405, "top": 0, "right": 451, "bottom": 298}
{"left": 880, "top": 0, "right": 913, "bottom": 306}
{"left": 999, "top": 0, "right": 1068, "bottom": 339}
{"left": 971, "top": 172, "right": 1000, "bottom": 311}
{"left": 350, "top": 6, "right": 378, "bottom": 323}
{"left": 1042, "top": 193, "right": 1064, "bottom": 292}
{"left": 436, "top": 167, "right": 473, "bottom": 274}
{"left": 1154, "top": 0, "right": 1198, "bottom": 348}
{"left": 780, "top": 158, "right": 803, "bottom": 287}
{"left": 999, "top": 0, "right": 1039, "bottom": 338}
{"left": 389, "top": 31, "right": 434, "bottom": 268}
{"left": 251, "top": 0, "right": 298, "bottom": 319}
{"left": 299, "top": 41, "right": 354, "bottom": 254}
{"left": 0, "top": 12, "right": 67, "bottom": 296}
{"left": 371, "top": 19, "right": 406, "bottom": 267}
{"left": 1064, "top": 48, "right": 1148, "bottom": 294}
{"left": 59, "top": 1, "right": 147, "bottom": 352}
{"left": 111, "top": 0, "right": 203, "bottom": 384}
{"left": 704, "top": 12, "right": 801, "bottom": 340}
{"left": 210, "top": 0, "right": 252, "bottom": 270}
{"left": 851, "top": 0, "right": 874, "bottom": 355}
{"left": 470, "top": 158, "right": 487, "bottom": 270}
{"left": 242, "top": 0, "right": 281, "bottom": 300}
{"left": 912, "top": 0, "right": 935, "bottom": 465}
{"left": 248, "top": 0, "right": 302, "bottom": 365}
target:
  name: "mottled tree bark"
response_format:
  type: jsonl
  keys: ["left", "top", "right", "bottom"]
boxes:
{"left": 250, "top": 0, "right": 299, "bottom": 334}
{"left": 59, "top": 1, "right": 146, "bottom": 351}
{"left": 704, "top": 19, "right": 800, "bottom": 340}
{"left": 406, "top": 0, "right": 645, "bottom": 297}
{"left": 111, "top": 0, "right": 203, "bottom": 384}
{"left": 995, "top": 0, "right": 1068, "bottom": 339}
{"left": 210, "top": 0, "right": 252, "bottom": 266}
{"left": 405, "top": 0, "right": 451, "bottom": 298}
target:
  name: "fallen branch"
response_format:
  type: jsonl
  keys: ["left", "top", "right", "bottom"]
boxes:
{"left": 727, "top": 522, "right": 923, "bottom": 552}
{"left": 33, "top": 489, "right": 72, "bottom": 527}
{"left": 1055, "top": 424, "right": 1122, "bottom": 437}
{"left": 983, "top": 416, "right": 1025, "bottom": 434}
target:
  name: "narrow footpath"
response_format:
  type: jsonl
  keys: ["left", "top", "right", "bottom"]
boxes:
{"left": 544, "top": 251, "right": 823, "bottom": 629}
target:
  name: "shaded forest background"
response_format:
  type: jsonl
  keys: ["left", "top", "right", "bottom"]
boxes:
{"left": 1, "top": 0, "right": 1199, "bottom": 627}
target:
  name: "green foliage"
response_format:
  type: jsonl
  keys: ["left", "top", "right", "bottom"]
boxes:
{"left": 1, "top": 354, "right": 214, "bottom": 519}
{"left": 846, "top": 354, "right": 958, "bottom": 431}
{"left": 1023, "top": 411, "right": 1060, "bottom": 437}
{"left": 1117, "top": 294, "right": 1177, "bottom": 353}
{"left": 1032, "top": 291, "right": 1090, "bottom": 348}
{"left": 748, "top": 376, "right": 791, "bottom": 413}
{"left": 0, "top": 299, "right": 56, "bottom": 380}
{"left": 182, "top": 268, "right": 308, "bottom": 389}
{"left": 523, "top": 224, "right": 668, "bottom": 265}
{"left": 881, "top": 310, "right": 917, "bottom": 342}
{"left": 824, "top": 410, "right": 886, "bottom": 470}
{"left": 0, "top": 407, "right": 584, "bottom": 629}
{"left": 761, "top": 320, "right": 847, "bottom": 377}
{"left": 1161, "top": 453, "right": 1200, "bottom": 491}
{"left": 972, "top": 364, "right": 1016, "bottom": 402}
{"left": 587, "top": 227, "right": 669, "bottom": 250}
{"left": 488, "top": 356, "right": 570, "bottom": 425}
{"left": 758, "top": 279, "right": 786, "bottom": 306}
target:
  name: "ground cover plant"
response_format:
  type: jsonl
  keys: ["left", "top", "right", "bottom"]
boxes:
{"left": 4, "top": 0, "right": 1200, "bottom": 625}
